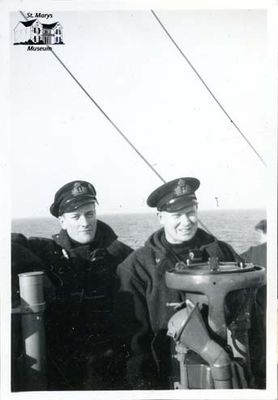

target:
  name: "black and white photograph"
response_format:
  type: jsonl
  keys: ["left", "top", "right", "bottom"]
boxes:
{"left": 1, "top": 0, "right": 277, "bottom": 399}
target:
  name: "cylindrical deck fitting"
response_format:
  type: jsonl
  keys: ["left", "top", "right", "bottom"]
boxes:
{"left": 18, "top": 271, "right": 47, "bottom": 390}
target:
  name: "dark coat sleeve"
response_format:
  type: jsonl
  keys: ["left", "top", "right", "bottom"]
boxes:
{"left": 107, "top": 239, "right": 133, "bottom": 266}
{"left": 241, "top": 243, "right": 266, "bottom": 268}
{"left": 11, "top": 233, "right": 46, "bottom": 307}
{"left": 116, "top": 252, "right": 159, "bottom": 389}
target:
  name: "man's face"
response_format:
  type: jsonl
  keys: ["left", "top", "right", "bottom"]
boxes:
{"left": 59, "top": 202, "right": 97, "bottom": 244}
{"left": 159, "top": 205, "right": 198, "bottom": 244}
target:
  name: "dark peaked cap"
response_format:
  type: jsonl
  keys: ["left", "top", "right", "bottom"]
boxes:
{"left": 147, "top": 177, "right": 200, "bottom": 212}
{"left": 50, "top": 180, "right": 97, "bottom": 217}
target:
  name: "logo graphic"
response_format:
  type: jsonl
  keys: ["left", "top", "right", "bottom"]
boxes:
{"left": 14, "top": 17, "right": 64, "bottom": 46}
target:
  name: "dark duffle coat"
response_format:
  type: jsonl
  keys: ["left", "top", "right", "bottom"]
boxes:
{"left": 11, "top": 220, "right": 133, "bottom": 391}
{"left": 116, "top": 227, "right": 242, "bottom": 390}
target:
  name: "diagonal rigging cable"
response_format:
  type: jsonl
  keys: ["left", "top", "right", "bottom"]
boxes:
{"left": 19, "top": 12, "right": 165, "bottom": 185}
{"left": 18, "top": 10, "right": 214, "bottom": 236}
{"left": 151, "top": 10, "right": 267, "bottom": 168}
{"left": 49, "top": 45, "right": 167, "bottom": 185}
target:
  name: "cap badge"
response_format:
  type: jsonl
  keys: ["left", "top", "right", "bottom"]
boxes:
{"left": 174, "top": 179, "right": 188, "bottom": 196}
{"left": 72, "top": 182, "right": 88, "bottom": 196}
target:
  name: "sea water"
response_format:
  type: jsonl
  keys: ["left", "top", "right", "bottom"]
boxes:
{"left": 12, "top": 209, "right": 265, "bottom": 254}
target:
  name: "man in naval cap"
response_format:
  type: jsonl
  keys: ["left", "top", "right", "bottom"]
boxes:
{"left": 116, "top": 177, "right": 243, "bottom": 390}
{"left": 12, "top": 180, "right": 132, "bottom": 390}
{"left": 241, "top": 219, "right": 267, "bottom": 269}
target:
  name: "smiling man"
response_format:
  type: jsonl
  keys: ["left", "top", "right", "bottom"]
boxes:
{"left": 116, "top": 177, "right": 241, "bottom": 390}
{"left": 158, "top": 204, "right": 198, "bottom": 243}
{"left": 11, "top": 180, "right": 132, "bottom": 390}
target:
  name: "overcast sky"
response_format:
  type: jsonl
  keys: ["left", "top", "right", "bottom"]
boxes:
{"left": 10, "top": 8, "right": 272, "bottom": 218}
